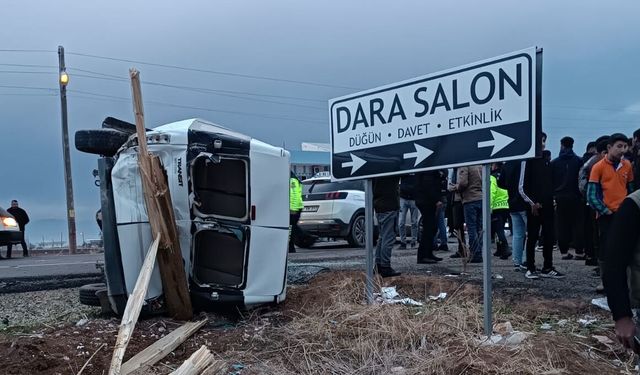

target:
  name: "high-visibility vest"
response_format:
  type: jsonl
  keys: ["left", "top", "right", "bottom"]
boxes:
{"left": 290, "top": 177, "right": 303, "bottom": 211}
{"left": 490, "top": 175, "right": 509, "bottom": 211}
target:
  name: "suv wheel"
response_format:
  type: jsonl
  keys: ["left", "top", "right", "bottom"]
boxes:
{"left": 347, "top": 214, "right": 366, "bottom": 247}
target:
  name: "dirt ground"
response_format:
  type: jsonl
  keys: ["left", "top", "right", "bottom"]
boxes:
{"left": 0, "top": 270, "right": 633, "bottom": 375}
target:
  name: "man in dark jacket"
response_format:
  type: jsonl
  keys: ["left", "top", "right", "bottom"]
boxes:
{"left": 373, "top": 175, "right": 401, "bottom": 277}
{"left": 519, "top": 133, "right": 565, "bottom": 279}
{"left": 414, "top": 170, "right": 446, "bottom": 264}
{"left": 603, "top": 189, "right": 640, "bottom": 351}
{"left": 498, "top": 160, "right": 529, "bottom": 271}
{"left": 551, "top": 136, "right": 585, "bottom": 260}
{"left": 6, "top": 200, "right": 30, "bottom": 258}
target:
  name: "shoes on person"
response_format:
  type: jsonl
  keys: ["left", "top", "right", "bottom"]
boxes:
{"left": 535, "top": 245, "right": 543, "bottom": 252}
{"left": 468, "top": 257, "right": 483, "bottom": 264}
{"left": 540, "top": 268, "right": 566, "bottom": 279}
{"left": 561, "top": 253, "right": 574, "bottom": 260}
{"left": 417, "top": 258, "right": 438, "bottom": 264}
{"left": 410, "top": 242, "right": 417, "bottom": 249}
{"left": 514, "top": 264, "right": 528, "bottom": 272}
{"left": 377, "top": 265, "right": 401, "bottom": 278}
{"left": 596, "top": 283, "right": 605, "bottom": 294}
{"left": 398, "top": 243, "right": 407, "bottom": 250}
{"left": 436, "top": 244, "right": 449, "bottom": 252}
{"left": 525, "top": 270, "right": 540, "bottom": 279}
{"left": 585, "top": 258, "right": 598, "bottom": 266}
{"left": 574, "top": 254, "right": 587, "bottom": 261}
{"left": 499, "top": 252, "right": 512, "bottom": 260}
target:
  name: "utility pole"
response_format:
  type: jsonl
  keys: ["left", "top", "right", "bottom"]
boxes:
{"left": 58, "top": 45, "right": 77, "bottom": 254}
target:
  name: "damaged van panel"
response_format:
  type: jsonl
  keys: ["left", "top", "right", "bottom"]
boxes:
{"left": 99, "top": 118, "right": 289, "bottom": 314}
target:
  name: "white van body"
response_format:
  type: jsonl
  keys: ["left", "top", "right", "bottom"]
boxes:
{"left": 110, "top": 118, "right": 289, "bottom": 308}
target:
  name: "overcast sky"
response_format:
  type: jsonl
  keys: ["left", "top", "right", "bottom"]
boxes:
{"left": 1, "top": 0, "right": 639, "bottom": 241}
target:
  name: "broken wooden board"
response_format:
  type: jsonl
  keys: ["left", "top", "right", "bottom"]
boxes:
{"left": 170, "top": 346, "right": 215, "bottom": 375}
{"left": 121, "top": 319, "right": 207, "bottom": 375}
{"left": 109, "top": 234, "right": 160, "bottom": 375}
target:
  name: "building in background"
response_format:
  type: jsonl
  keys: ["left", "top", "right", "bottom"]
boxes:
{"left": 289, "top": 148, "right": 330, "bottom": 180}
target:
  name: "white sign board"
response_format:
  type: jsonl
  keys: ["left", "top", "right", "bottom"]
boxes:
{"left": 329, "top": 47, "right": 539, "bottom": 180}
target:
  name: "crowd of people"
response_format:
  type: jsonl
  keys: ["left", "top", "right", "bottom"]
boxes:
{"left": 371, "top": 130, "right": 640, "bottom": 288}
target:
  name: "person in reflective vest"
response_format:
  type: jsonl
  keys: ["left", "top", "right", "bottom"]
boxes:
{"left": 289, "top": 171, "right": 304, "bottom": 253}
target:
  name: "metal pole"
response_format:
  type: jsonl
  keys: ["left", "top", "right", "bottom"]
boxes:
{"left": 58, "top": 45, "right": 77, "bottom": 255}
{"left": 482, "top": 164, "right": 493, "bottom": 335}
{"left": 364, "top": 179, "right": 374, "bottom": 304}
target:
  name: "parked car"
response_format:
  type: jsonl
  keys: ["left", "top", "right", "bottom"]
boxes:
{"left": 0, "top": 207, "right": 22, "bottom": 248}
{"left": 297, "top": 175, "right": 424, "bottom": 248}
{"left": 75, "top": 117, "right": 290, "bottom": 314}
{"left": 297, "top": 176, "right": 371, "bottom": 248}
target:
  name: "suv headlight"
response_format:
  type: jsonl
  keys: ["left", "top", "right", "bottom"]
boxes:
{"left": 2, "top": 217, "right": 18, "bottom": 228}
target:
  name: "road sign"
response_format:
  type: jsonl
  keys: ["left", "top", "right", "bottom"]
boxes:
{"left": 330, "top": 47, "right": 540, "bottom": 180}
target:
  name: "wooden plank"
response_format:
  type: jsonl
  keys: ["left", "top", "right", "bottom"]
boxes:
{"left": 129, "top": 69, "right": 193, "bottom": 320}
{"left": 120, "top": 319, "right": 207, "bottom": 375}
{"left": 170, "top": 346, "right": 215, "bottom": 375}
{"left": 109, "top": 234, "right": 161, "bottom": 375}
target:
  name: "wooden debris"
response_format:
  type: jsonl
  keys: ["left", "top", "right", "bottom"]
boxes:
{"left": 130, "top": 68, "right": 193, "bottom": 320}
{"left": 77, "top": 343, "right": 106, "bottom": 375}
{"left": 108, "top": 234, "right": 160, "bottom": 375}
{"left": 170, "top": 346, "right": 215, "bottom": 375}
{"left": 120, "top": 319, "right": 208, "bottom": 375}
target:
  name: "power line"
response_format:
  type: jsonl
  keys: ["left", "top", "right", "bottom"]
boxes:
{"left": 67, "top": 71, "right": 327, "bottom": 110}
{"left": 0, "top": 49, "right": 55, "bottom": 53}
{"left": 68, "top": 90, "right": 327, "bottom": 125}
{"left": 68, "top": 67, "right": 327, "bottom": 102}
{"left": 66, "top": 51, "right": 361, "bottom": 90}
{"left": 0, "top": 84, "right": 56, "bottom": 92}
{"left": 0, "top": 63, "right": 57, "bottom": 69}
{"left": 0, "top": 70, "right": 56, "bottom": 75}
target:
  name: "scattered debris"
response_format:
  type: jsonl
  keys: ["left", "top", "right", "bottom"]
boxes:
{"left": 557, "top": 319, "right": 569, "bottom": 327}
{"left": 492, "top": 274, "right": 504, "bottom": 280}
{"left": 493, "top": 321, "right": 514, "bottom": 336}
{"left": 591, "top": 297, "right": 611, "bottom": 312}
{"left": 428, "top": 292, "right": 447, "bottom": 301}
{"left": 540, "top": 323, "right": 553, "bottom": 330}
{"left": 76, "top": 318, "right": 89, "bottom": 327}
{"left": 374, "top": 287, "right": 424, "bottom": 306}
{"left": 578, "top": 317, "right": 598, "bottom": 327}
{"left": 479, "top": 321, "right": 530, "bottom": 347}
{"left": 592, "top": 335, "right": 615, "bottom": 346}
{"left": 169, "top": 345, "right": 215, "bottom": 375}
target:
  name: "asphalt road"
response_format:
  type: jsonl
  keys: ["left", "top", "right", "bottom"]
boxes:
{"left": 0, "top": 238, "right": 602, "bottom": 300}
{"left": 0, "top": 253, "right": 103, "bottom": 279}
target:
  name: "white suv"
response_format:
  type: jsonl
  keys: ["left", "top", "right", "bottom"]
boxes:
{"left": 297, "top": 177, "right": 370, "bottom": 248}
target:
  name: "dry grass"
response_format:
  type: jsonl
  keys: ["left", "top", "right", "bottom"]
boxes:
{"left": 217, "top": 272, "right": 635, "bottom": 375}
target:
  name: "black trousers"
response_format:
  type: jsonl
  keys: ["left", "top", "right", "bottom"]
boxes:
{"left": 526, "top": 206, "right": 555, "bottom": 271}
{"left": 289, "top": 212, "right": 301, "bottom": 252}
{"left": 583, "top": 204, "right": 599, "bottom": 260}
{"left": 555, "top": 195, "right": 584, "bottom": 254}
{"left": 7, "top": 231, "right": 28, "bottom": 257}
{"left": 491, "top": 209, "right": 509, "bottom": 245}
{"left": 451, "top": 200, "right": 466, "bottom": 252}
{"left": 597, "top": 213, "right": 615, "bottom": 262}
{"left": 416, "top": 201, "right": 437, "bottom": 261}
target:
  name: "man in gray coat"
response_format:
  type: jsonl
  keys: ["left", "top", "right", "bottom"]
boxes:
{"left": 450, "top": 166, "right": 483, "bottom": 263}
